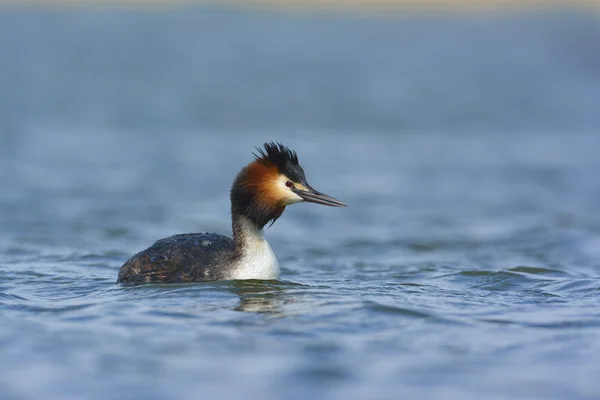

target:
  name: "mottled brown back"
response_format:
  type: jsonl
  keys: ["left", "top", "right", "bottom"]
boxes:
{"left": 117, "top": 233, "right": 236, "bottom": 284}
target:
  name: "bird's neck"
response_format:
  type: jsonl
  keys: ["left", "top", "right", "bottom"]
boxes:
{"left": 230, "top": 213, "right": 280, "bottom": 280}
{"left": 232, "top": 213, "right": 264, "bottom": 252}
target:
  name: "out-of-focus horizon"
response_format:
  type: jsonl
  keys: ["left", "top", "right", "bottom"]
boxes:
{"left": 2, "top": 2, "right": 600, "bottom": 134}
{"left": 1, "top": 0, "right": 600, "bottom": 11}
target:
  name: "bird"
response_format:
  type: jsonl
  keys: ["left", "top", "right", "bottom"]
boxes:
{"left": 117, "top": 142, "right": 346, "bottom": 284}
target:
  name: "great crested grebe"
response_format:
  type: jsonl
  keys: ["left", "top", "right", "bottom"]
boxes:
{"left": 117, "top": 142, "right": 346, "bottom": 284}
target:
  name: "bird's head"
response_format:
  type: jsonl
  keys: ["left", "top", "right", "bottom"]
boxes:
{"left": 231, "top": 142, "right": 346, "bottom": 229}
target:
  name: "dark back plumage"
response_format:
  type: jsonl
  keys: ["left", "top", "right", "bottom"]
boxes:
{"left": 117, "top": 233, "right": 235, "bottom": 284}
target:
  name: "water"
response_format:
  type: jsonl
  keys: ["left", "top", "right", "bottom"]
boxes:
{"left": 1, "top": 7, "right": 600, "bottom": 400}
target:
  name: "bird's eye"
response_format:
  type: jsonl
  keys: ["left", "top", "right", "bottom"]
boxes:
{"left": 285, "top": 181, "right": 294, "bottom": 188}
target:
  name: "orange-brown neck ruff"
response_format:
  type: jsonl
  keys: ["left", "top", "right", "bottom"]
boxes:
{"left": 231, "top": 159, "right": 286, "bottom": 229}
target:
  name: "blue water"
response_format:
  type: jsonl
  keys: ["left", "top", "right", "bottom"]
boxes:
{"left": 1, "top": 7, "right": 600, "bottom": 400}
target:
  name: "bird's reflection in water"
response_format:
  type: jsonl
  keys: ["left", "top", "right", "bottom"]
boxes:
{"left": 228, "top": 280, "right": 297, "bottom": 316}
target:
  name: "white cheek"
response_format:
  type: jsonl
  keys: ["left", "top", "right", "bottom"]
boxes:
{"left": 277, "top": 175, "right": 304, "bottom": 205}
{"left": 281, "top": 191, "right": 303, "bottom": 205}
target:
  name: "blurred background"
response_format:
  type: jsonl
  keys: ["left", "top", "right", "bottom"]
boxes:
{"left": 1, "top": 1, "right": 600, "bottom": 400}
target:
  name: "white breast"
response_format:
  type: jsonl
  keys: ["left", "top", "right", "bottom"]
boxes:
{"left": 231, "top": 217, "right": 280, "bottom": 280}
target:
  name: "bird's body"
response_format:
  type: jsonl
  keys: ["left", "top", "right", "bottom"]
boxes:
{"left": 117, "top": 143, "right": 345, "bottom": 285}
{"left": 117, "top": 216, "right": 279, "bottom": 284}
{"left": 117, "top": 233, "right": 236, "bottom": 284}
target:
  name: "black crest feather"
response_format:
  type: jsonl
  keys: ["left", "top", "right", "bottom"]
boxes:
{"left": 253, "top": 142, "right": 299, "bottom": 169}
{"left": 253, "top": 141, "right": 307, "bottom": 190}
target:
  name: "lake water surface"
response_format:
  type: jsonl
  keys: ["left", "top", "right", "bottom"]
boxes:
{"left": 1, "top": 8, "right": 600, "bottom": 400}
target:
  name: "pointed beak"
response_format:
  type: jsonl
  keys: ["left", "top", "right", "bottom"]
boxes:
{"left": 296, "top": 186, "right": 347, "bottom": 207}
